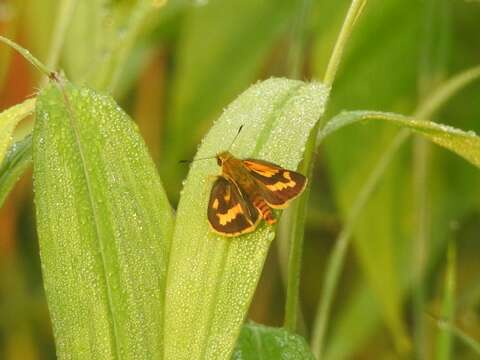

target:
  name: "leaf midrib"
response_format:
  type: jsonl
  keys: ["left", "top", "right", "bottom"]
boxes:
{"left": 57, "top": 83, "right": 122, "bottom": 359}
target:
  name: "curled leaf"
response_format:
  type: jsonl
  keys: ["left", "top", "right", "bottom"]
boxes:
{"left": 0, "top": 98, "right": 35, "bottom": 165}
{"left": 0, "top": 136, "right": 32, "bottom": 208}
{"left": 320, "top": 110, "right": 480, "bottom": 168}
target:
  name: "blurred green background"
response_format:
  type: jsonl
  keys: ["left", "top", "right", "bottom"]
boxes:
{"left": 1, "top": 0, "right": 480, "bottom": 358}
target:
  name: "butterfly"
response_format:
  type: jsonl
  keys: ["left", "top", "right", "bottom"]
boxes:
{"left": 207, "top": 151, "right": 308, "bottom": 236}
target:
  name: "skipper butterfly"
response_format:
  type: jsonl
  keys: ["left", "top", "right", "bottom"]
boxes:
{"left": 183, "top": 126, "right": 308, "bottom": 237}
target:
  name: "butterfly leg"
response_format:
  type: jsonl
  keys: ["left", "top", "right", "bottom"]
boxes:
{"left": 252, "top": 197, "right": 276, "bottom": 225}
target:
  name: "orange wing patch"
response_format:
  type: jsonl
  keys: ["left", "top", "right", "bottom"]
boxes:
{"left": 207, "top": 176, "right": 260, "bottom": 236}
{"left": 266, "top": 171, "right": 296, "bottom": 191}
{"left": 243, "top": 158, "right": 307, "bottom": 209}
{"left": 243, "top": 160, "right": 279, "bottom": 178}
{"left": 217, "top": 203, "right": 242, "bottom": 225}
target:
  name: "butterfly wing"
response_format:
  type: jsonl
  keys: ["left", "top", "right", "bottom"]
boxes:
{"left": 243, "top": 159, "right": 307, "bottom": 209}
{"left": 208, "top": 176, "right": 260, "bottom": 236}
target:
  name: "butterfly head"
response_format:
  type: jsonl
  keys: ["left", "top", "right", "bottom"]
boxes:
{"left": 216, "top": 151, "right": 233, "bottom": 166}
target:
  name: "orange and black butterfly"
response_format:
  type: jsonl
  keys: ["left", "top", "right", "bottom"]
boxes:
{"left": 185, "top": 126, "right": 307, "bottom": 237}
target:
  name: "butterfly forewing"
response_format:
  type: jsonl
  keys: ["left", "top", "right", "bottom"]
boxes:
{"left": 243, "top": 159, "right": 307, "bottom": 209}
{"left": 207, "top": 176, "right": 260, "bottom": 236}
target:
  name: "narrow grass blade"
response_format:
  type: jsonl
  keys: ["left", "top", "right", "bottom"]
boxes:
{"left": 164, "top": 78, "right": 329, "bottom": 360}
{"left": 232, "top": 322, "right": 315, "bottom": 360}
{"left": 33, "top": 81, "right": 174, "bottom": 358}
{"left": 0, "top": 136, "right": 32, "bottom": 208}
{"left": 0, "top": 98, "right": 35, "bottom": 165}
{"left": 320, "top": 111, "right": 480, "bottom": 167}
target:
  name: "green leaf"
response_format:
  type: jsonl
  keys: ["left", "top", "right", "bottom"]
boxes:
{"left": 320, "top": 110, "right": 480, "bottom": 168}
{"left": 164, "top": 78, "right": 329, "bottom": 359}
{"left": 232, "top": 322, "right": 315, "bottom": 360}
{"left": 0, "top": 98, "right": 35, "bottom": 165}
{"left": 0, "top": 136, "right": 32, "bottom": 208}
{"left": 33, "top": 81, "right": 174, "bottom": 358}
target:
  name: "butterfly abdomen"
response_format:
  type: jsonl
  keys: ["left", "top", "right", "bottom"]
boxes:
{"left": 252, "top": 196, "right": 276, "bottom": 225}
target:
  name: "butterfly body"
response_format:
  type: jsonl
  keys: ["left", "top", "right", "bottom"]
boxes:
{"left": 208, "top": 151, "right": 307, "bottom": 237}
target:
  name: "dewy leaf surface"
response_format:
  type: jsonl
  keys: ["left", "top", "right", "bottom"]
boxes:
{"left": 319, "top": 111, "right": 480, "bottom": 167}
{"left": 33, "top": 81, "right": 174, "bottom": 359}
{"left": 164, "top": 78, "right": 329, "bottom": 360}
{"left": 232, "top": 322, "right": 315, "bottom": 360}
{"left": 0, "top": 98, "right": 35, "bottom": 165}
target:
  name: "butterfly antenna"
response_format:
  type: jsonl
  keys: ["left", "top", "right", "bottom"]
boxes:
{"left": 227, "top": 125, "right": 244, "bottom": 151}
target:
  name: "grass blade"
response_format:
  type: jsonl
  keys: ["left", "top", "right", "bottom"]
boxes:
{"left": 319, "top": 111, "right": 480, "bottom": 167}
{"left": 164, "top": 78, "right": 329, "bottom": 360}
{"left": 33, "top": 80, "right": 174, "bottom": 358}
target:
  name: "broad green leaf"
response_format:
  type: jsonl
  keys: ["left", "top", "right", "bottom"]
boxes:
{"left": 62, "top": 0, "right": 160, "bottom": 91}
{"left": 320, "top": 111, "right": 480, "bottom": 167}
{"left": 33, "top": 81, "right": 174, "bottom": 358}
{"left": 162, "top": 0, "right": 297, "bottom": 196}
{"left": 232, "top": 322, "right": 315, "bottom": 360}
{"left": 164, "top": 78, "right": 329, "bottom": 359}
{"left": 0, "top": 98, "right": 35, "bottom": 165}
{"left": 0, "top": 136, "right": 32, "bottom": 208}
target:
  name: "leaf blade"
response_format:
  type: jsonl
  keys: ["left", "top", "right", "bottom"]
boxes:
{"left": 164, "top": 78, "right": 329, "bottom": 360}
{"left": 320, "top": 110, "right": 480, "bottom": 168}
{"left": 33, "top": 81, "right": 174, "bottom": 358}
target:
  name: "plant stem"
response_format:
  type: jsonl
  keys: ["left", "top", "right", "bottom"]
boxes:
{"left": 283, "top": 0, "right": 368, "bottom": 332}
{"left": 310, "top": 63, "right": 480, "bottom": 358}
{"left": 0, "top": 36, "right": 51, "bottom": 77}
{"left": 311, "top": 130, "right": 408, "bottom": 357}
{"left": 435, "top": 241, "right": 456, "bottom": 360}
{"left": 279, "top": 0, "right": 314, "bottom": 335}
{"left": 323, "top": 0, "right": 367, "bottom": 87}
{"left": 414, "top": 65, "right": 480, "bottom": 119}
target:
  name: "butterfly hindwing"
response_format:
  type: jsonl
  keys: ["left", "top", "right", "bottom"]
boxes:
{"left": 243, "top": 159, "right": 307, "bottom": 209}
{"left": 207, "top": 176, "right": 260, "bottom": 236}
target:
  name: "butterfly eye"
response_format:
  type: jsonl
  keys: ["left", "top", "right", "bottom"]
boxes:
{"left": 216, "top": 157, "right": 222, "bottom": 166}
